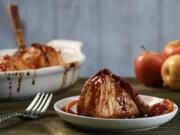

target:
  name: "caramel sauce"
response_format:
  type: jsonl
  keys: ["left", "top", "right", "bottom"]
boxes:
{"left": 61, "top": 100, "right": 78, "bottom": 114}
{"left": 148, "top": 99, "right": 173, "bottom": 116}
{"left": 115, "top": 88, "right": 128, "bottom": 115}
{"left": 32, "top": 79, "right": 35, "bottom": 85}
{"left": 61, "top": 68, "right": 68, "bottom": 88}
{"left": 111, "top": 75, "right": 129, "bottom": 116}
{"left": 32, "top": 44, "right": 50, "bottom": 64}
{"left": 8, "top": 80, "right": 12, "bottom": 98}
{"left": 32, "top": 70, "right": 36, "bottom": 85}
{"left": 61, "top": 62, "right": 79, "bottom": 88}
{"left": 26, "top": 72, "right": 30, "bottom": 76}
{"left": 17, "top": 73, "right": 24, "bottom": 92}
{"left": 5, "top": 72, "right": 12, "bottom": 99}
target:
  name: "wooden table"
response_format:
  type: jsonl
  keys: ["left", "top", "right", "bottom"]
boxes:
{"left": 0, "top": 78, "right": 179, "bottom": 135}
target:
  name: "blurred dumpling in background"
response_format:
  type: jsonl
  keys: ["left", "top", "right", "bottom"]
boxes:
{"left": 0, "top": 55, "right": 30, "bottom": 71}
{"left": 0, "top": 43, "right": 65, "bottom": 72}
{"left": 16, "top": 43, "right": 65, "bottom": 69}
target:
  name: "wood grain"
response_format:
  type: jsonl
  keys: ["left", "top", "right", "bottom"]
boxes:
{"left": 7, "top": 3, "right": 25, "bottom": 48}
{"left": 0, "top": 78, "right": 179, "bottom": 135}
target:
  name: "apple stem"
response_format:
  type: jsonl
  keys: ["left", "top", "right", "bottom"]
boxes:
{"left": 141, "top": 45, "right": 147, "bottom": 51}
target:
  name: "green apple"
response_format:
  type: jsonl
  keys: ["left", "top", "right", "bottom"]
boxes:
{"left": 161, "top": 54, "right": 180, "bottom": 91}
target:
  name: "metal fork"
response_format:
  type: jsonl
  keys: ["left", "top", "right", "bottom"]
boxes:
{"left": 0, "top": 93, "right": 53, "bottom": 123}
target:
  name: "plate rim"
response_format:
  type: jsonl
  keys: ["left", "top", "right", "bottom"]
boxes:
{"left": 54, "top": 95, "right": 178, "bottom": 121}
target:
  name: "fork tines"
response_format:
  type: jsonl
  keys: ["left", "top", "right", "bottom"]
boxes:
{"left": 25, "top": 93, "right": 53, "bottom": 115}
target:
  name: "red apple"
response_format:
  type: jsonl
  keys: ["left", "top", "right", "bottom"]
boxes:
{"left": 134, "top": 51, "right": 164, "bottom": 86}
{"left": 163, "top": 40, "right": 180, "bottom": 59}
{"left": 161, "top": 54, "right": 180, "bottom": 91}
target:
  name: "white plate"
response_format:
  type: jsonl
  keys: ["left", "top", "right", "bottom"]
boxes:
{"left": 0, "top": 40, "right": 86, "bottom": 100}
{"left": 54, "top": 95, "right": 178, "bottom": 132}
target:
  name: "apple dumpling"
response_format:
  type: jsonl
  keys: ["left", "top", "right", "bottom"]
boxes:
{"left": 63, "top": 69, "right": 174, "bottom": 118}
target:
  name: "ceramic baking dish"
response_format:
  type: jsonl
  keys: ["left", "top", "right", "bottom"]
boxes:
{"left": 0, "top": 40, "right": 86, "bottom": 100}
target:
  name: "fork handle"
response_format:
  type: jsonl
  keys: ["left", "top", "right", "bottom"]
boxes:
{"left": 0, "top": 112, "right": 22, "bottom": 123}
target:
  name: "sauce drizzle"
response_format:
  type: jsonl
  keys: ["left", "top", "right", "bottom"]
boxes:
{"left": 32, "top": 70, "right": 36, "bottom": 85}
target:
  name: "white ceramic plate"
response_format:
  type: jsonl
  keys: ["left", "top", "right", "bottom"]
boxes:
{"left": 0, "top": 40, "right": 86, "bottom": 100}
{"left": 54, "top": 95, "right": 178, "bottom": 132}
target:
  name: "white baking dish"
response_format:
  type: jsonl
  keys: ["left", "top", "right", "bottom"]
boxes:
{"left": 0, "top": 40, "right": 86, "bottom": 100}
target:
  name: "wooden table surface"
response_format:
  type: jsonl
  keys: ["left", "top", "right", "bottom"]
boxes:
{"left": 0, "top": 78, "right": 179, "bottom": 135}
